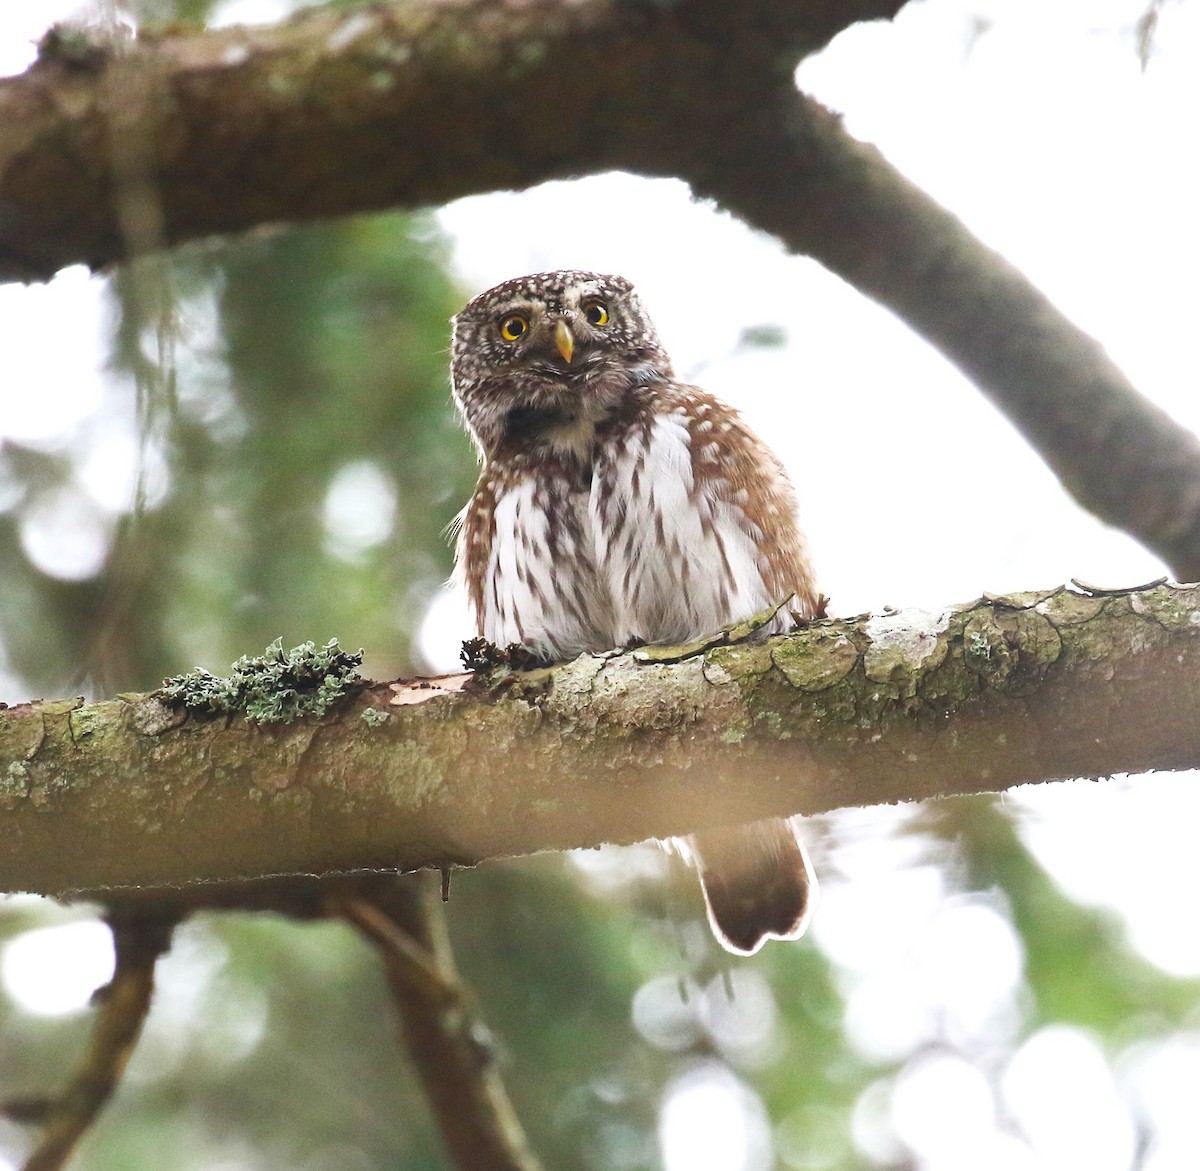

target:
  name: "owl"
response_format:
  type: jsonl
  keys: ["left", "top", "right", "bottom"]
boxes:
{"left": 451, "top": 270, "right": 819, "bottom": 956}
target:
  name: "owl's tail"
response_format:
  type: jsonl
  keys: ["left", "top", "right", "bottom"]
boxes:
{"left": 691, "top": 817, "right": 817, "bottom": 956}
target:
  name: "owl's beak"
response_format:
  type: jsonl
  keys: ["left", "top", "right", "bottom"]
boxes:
{"left": 553, "top": 319, "right": 575, "bottom": 364}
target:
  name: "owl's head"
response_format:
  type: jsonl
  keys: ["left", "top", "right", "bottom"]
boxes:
{"left": 450, "top": 270, "right": 673, "bottom": 457}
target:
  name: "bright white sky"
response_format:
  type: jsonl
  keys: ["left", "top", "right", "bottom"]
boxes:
{"left": 2, "top": 2, "right": 1200, "bottom": 1169}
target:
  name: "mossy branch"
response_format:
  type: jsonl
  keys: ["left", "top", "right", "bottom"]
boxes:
{"left": 2, "top": 583, "right": 1200, "bottom": 898}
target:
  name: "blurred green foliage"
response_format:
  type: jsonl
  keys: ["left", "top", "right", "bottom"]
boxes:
{"left": 0, "top": 210, "right": 472, "bottom": 696}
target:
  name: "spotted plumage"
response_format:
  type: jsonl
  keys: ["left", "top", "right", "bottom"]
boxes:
{"left": 450, "top": 270, "right": 818, "bottom": 955}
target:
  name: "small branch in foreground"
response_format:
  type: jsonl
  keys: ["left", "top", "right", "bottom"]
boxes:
{"left": 15, "top": 912, "right": 176, "bottom": 1171}
{"left": 335, "top": 879, "right": 544, "bottom": 1171}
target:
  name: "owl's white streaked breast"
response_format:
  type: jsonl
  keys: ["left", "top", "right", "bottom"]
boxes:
{"left": 477, "top": 407, "right": 785, "bottom": 659}
{"left": 594, "top": 410, "right": 780, "bottom": 646}
{"left": 480, "top": 474, "right": 613, "bottom": 659}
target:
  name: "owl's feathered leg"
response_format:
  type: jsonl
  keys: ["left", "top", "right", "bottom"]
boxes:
{"left": 690, "top": 818, "right": 817, "bottom": 957}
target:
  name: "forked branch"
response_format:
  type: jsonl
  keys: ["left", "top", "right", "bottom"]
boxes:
{"left": 336, "top": 878, "right": 543, "bottom": 1171}
{"left": 14, "top": 913, "right": 175, "bottom": 1171}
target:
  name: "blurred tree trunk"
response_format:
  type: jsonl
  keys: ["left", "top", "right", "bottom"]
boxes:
{"left": 2, "top": 583, "right": 1198, "bottom": 898}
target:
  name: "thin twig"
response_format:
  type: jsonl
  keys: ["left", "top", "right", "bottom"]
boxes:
{"left": 336, "top": 878, "right": 544, "bottom": 1171}
{"left": 19, "top": 913, "right": 176, "bottom": 1171}
{"left": 334, "top": 890, "right": 457, "bottom": 1010}
{"left": 1069, "top": 575, "right": 1170, "bottom": 597}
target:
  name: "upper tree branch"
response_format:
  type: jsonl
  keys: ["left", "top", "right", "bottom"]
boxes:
{"left": 0, "top": 0, "right": 897, "bottom": 280}
{"left": 2, "top": 584, "right": 1199, "bottom": 898}
{"left": 705, "top": 93, "right": 1200, "bottom": 581}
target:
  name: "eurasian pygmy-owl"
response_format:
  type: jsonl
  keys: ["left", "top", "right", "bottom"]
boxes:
{"left": 451, "top": 270, "right": 819, "bottom": 955}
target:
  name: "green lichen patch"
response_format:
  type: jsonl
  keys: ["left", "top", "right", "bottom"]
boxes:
{"left": 1034, "top": 589, "right": 1107, "bottom": 626}
{"left": 158, "top": 638, "right": 364, "bottom": 725}
{"left": 962, "top": 611, "right": 1014, "bottom": 680}
{"left": 772, "top": 630, "right": 860, "bottom": 692}
{"left": 1129, "top": 583, "right": 1200, "bottom": 631}
{"left": 960, "top": 607, "right": 1062, "bottom": 695}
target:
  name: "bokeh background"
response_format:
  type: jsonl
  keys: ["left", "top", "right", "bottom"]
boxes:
{"left": 3, "top": 1, "right": 1200, "bottom": 1168}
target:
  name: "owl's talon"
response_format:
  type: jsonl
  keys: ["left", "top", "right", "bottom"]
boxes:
{"left": 459, "top": 637, "right": 546, "bottom": 674}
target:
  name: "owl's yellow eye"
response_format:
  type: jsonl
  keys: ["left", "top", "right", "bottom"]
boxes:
{"left": 583, "top": 300, "right": 609, "bottom": 327}
{"left": 498, "top": 314, "right": 529, "bottom": 342}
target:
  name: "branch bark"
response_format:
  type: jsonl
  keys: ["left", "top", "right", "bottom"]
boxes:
{"left": 2, "top": 583, "right": 1199, "bottom": 898}
{"left": 0, "top": 0, "right": 895, "bottom": 281}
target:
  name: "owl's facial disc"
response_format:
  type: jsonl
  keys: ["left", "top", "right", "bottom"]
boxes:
{"left": 451, "top": 271, "right": 676, "bottom": 456}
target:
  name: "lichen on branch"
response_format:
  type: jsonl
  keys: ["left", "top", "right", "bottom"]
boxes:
{"left": 157, "top": 638, "right": 364, "bottom": 724}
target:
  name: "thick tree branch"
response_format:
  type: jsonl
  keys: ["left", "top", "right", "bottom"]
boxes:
{"left": 0, "top": 0, "right": 896, "bottom": 281}
{"left": 2, "top": 584, "right": 1199, "bottom": 898}
{"left": 703, "top": 93, "right": 1200, "bottom": 581}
